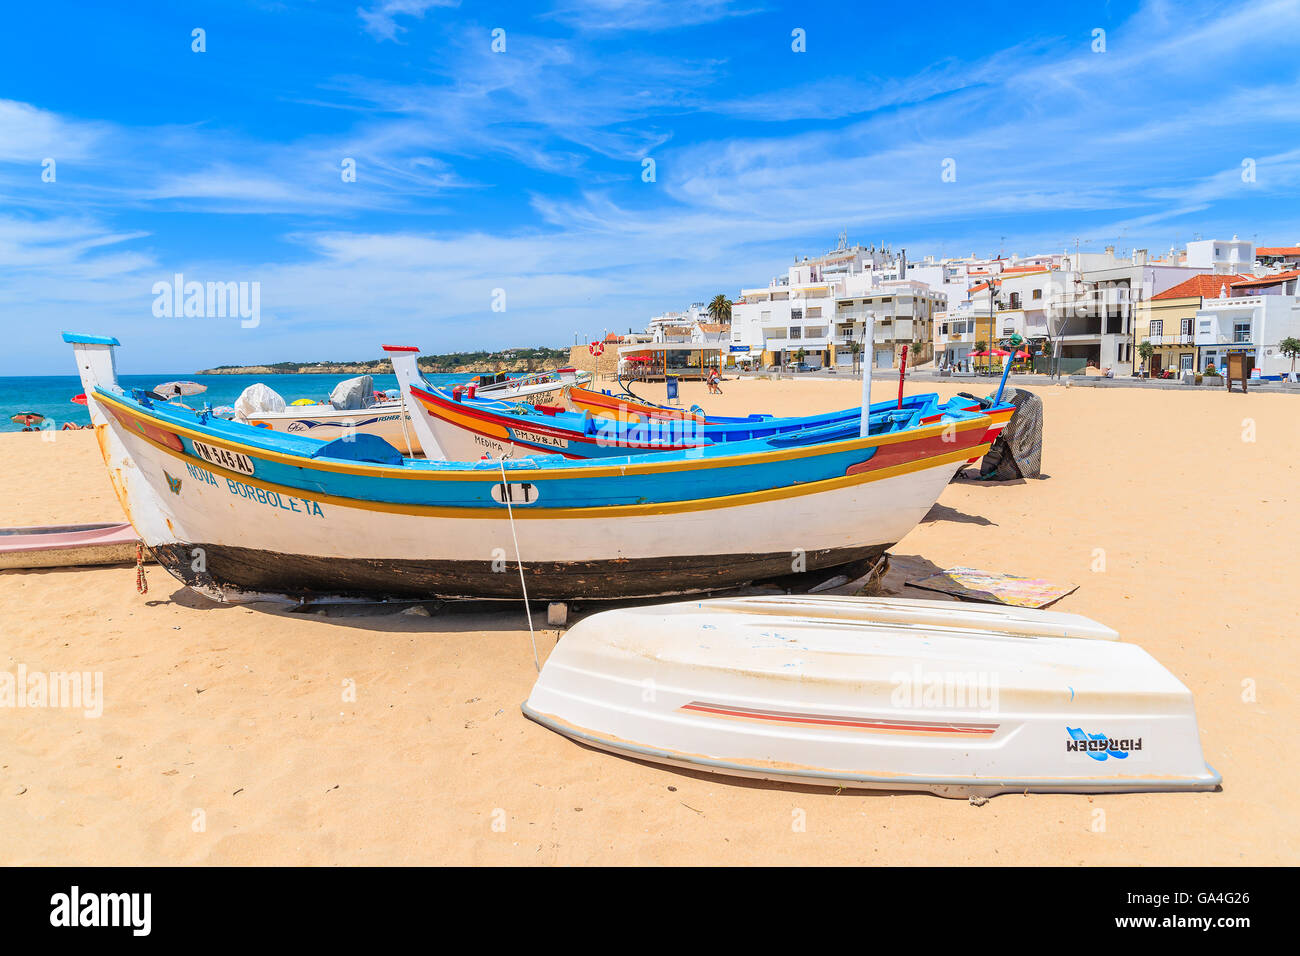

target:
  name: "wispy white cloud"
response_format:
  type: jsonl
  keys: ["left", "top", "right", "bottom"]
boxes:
{"left": 357, "top": 0, "right": 461, "bottom": 42}
{"left": 544, "top": 0, "right": 761, "bottom": 32}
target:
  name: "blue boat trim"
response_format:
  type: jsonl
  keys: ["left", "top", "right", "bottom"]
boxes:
{"left": 62, "top": 332, "right": 121, "bottom": 346}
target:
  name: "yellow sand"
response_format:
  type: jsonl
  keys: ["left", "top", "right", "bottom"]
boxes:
{"left": 1, "top": 377, "right": 1296, "bottom": 865}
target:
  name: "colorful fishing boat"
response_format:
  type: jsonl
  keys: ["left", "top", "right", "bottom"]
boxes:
{"left": 234, "top": 364, "right": 592, "bottom": 456}
{"left": 388, "top": 346, "right": 1007, "bottom": 462}
{"left": 524, "top": 596, "right": 1222, "bottom": 797}
{"left": 569, "top": 382, "right": 1015, "bottom": 465}
{"left": 64, "top": 333, "right": 993, "bottom": 603}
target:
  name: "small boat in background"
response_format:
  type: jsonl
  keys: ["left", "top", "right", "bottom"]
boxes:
{"left": 467, "top": 367, "right": 592, "bottom": 405}
{"left": 0, "top": 522, "right": 142, "bottom": 569}
{"left": 230, "top": 354, "right": 591, "bottom": 456}
{"left": 524, "top": 596, "right": 1221, "bottom": 797}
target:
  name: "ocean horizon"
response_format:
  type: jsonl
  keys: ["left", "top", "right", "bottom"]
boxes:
{"left": 0, "top": 372, "right": 480, "bottom": 432}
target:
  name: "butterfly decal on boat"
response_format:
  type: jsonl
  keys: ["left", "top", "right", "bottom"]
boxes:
{"left": 164, "top": 471, "right": 183, "bottom": 495}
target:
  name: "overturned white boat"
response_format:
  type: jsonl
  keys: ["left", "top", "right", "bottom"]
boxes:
{"left": 523, "top": 596, "right": 1220, "bottom": 797}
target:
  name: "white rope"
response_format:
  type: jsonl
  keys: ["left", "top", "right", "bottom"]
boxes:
{"left": 499, "top": 459, "right": 540, "bottom": 672}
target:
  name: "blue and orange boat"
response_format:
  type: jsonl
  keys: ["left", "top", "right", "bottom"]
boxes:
{"left": 66, "top": 333, "right": 995, "bottom": 604}
{"left": 386, "top": 346, "right": 1014, "bottom": 462}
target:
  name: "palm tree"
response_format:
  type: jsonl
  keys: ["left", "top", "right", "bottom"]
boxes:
{"left": 848, "top": 340, "right": 863, "bottom": 373}
{"left": 707, "top": 294, "right": 732, "bottom": 324}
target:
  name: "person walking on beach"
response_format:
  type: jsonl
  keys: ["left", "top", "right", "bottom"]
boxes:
{"left": 707, "top": 365, "right": 723, "bottom": 395}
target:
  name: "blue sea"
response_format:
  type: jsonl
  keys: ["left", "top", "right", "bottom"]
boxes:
{"left": 0, "top": 372, "right": 479, "bottom": 432}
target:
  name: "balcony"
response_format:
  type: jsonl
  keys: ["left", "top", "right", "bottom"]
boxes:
{"left": 1146, "top": 333, "right": 1194, "bottom": 346}
{"left": 1194, "top": 332, "right": 1253, "bottom": 347}
{"left": 761, "top": 337, "right": 831, "bottom": 350}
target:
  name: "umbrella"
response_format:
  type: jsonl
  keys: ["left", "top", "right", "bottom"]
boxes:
{"left": 969, "top": 350, "right": 989, "bottom": 357}
{"left": 71, "top": 394, "right": 88, "bottom": 405}
{"left": 1014, "top": 350, "right": 1031, "bottom": 359}
{"left": 289, "top": 398, "right": 318, "bottom": 406}
{"left": 990, "top": 348, "right": 1010, "bottom": 357}
{"left": 154, "top": 381, "right": 207, "bottom": 399}
{"left": 10, "top": 412, "right": 45, "bottom": 425}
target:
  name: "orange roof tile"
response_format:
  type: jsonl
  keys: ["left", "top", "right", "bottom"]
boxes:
{"left": 1151, "top": 273, "right": 1253, "bottom": 300}
{"left": 1256, "top": 247, "right": 1300, "bottom": 257}
{"left": 1231, "top": 269, "right": 1300, "bottom": 287}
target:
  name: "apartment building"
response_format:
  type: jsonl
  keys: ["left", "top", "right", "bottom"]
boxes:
{"left": 1135, "top": 273, "right": 1251, "bottom": 375}
{"left": 1195, "top": 271, "right": 1300, "bottom": 376}
{"left": 1185, "top": 236, "right": 1255, "bottom": 274}
{"left": 730, "top": 239, "right": 900, "bottom": 368}
{"left": 832, "top": 280, "right": 944, "bottom": 369}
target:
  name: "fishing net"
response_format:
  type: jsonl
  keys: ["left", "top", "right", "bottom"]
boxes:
{"left": 979, "top": 387, "right": 1043, "bottom": 480}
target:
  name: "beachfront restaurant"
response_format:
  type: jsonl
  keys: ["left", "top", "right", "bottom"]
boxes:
{"left": 617, "top": 343, "right": 725, "bottom": 381}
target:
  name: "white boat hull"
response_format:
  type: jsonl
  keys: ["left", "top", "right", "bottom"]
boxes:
{"left": 242, "top": 403, "right": 422, "bottom": 455}
{"left": 524, "top": 596, "right": 1221, "bottom": 796}
{"left": 94, "top": 410, "right": 964, "bottom": 602}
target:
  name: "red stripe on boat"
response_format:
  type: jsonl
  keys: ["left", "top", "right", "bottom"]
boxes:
{"left": 680, "top": 701, "right": 998, "bottom": 735}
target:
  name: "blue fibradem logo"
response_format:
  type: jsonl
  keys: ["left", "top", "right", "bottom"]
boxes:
{"left": 1066, "top": 727, "right": 1141, "bottom": 761}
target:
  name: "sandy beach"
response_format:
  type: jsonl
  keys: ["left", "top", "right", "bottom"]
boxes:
{"left": 2, "top": 376, "right": 1296, "bottom": 866}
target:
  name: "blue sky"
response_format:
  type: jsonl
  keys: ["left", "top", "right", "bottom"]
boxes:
{"left": 3, "top": 0, "right": 1300, "bottom": 373}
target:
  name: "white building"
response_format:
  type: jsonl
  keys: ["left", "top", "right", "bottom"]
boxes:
{"left": 1195, "top": 271, "right": 1300, "bottom": 376}
{"left": 1186, "top": 237, "right": 1255, "bottom": 274}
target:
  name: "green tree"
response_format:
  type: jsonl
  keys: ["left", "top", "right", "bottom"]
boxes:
{"left": 1279, "top": 336, "right": 1300, "bottom": 377}
{"left": 707, "top": 294, "right": 732, "bottom": 324}
{"left": 1137, "top": 340, "right": 1155, "bottom": 373}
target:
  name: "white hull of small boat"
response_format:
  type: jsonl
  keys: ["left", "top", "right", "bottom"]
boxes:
{"left": 0, "top": 522, "right": 143, "bottom": 569}
{"left": 240, "top": 403, "right": 423, "bottom": 455}
{"left": 238, "top": 368, "right": 590, "bottom": 456}
{"left": 471, "top": 368, "right": 591, "bottom": 405}
{"left": 523, "top": 596, "right": 1220, "bottom": 797}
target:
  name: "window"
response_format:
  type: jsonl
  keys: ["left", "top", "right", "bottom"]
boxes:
{"left": 1150, "top": 319, "right": 1163, "bottom": 337}
{"left": 760, "top": 310, "right": 771, "bottom": 322}
{"left": 1032, "top": 288, "right": 1043, "bottom": 300}
{"left": 1180, "top": 318, "right": 1193, "bottom": 337}
{"left": 789, "top": 327, "right": 802, "bottom": 339}
{"left": 807, "top": 306, "right": 822, "bottom": 318}
{"left": 1234, "top": 322, "right": 1251, "bottom": 343}
{"left": 1002, "top": 325, "right": 1015, "bottom": 336}
{"left": 1009, "top": 292, "right": 1022, "bottom": 309}
{"left": 791, "top": 308, "right": 803, "bottom": 320}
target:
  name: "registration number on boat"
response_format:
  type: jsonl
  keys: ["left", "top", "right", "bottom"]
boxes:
{"left": 191, "top": 439, "right": 255, "bottom": 476}
{"left": 491, "top": 482, "right": 540, "bottom": 505}
{"left": 511, "top": 428, "right": 567, "bottom": 449}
